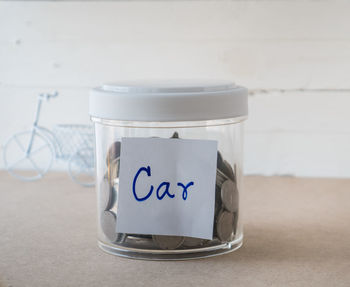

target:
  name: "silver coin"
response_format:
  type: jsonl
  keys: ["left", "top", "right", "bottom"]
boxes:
{"left": 217, "top": 151, "right": 225, "bottom": 170}
{"left": 100, "top": 210, "right": 126, "bottom": 244}
{"left": 219, "top": 159, "right": 234, "bottom": 182}
{"left": 107, "top": 157, "right": 120, "bottom": 185}
{"left": 216, "top": 210, "right": 234, "bottom": 242}
{"left": 221, "top": 179, "right": 238, "bottom": 213}
{"left": 152, "top": 235, "right": 184, "bottom": 250}
{"left": 127, "top": 234, "right": 153, "bottom": 239}
{"left": 233, "top": 163, "right": 238, "bottom": 183}
{"left": 217, "top": 151, "right": 236, "bottom": 181}
{"left": 223, "top": 160, "right": 235, "bottom": 182}
{"left": 100, "top": 178, "right": 115, "bottom": 211}
{"left": 233, "top": 212, "right": 238, "bottom": 236}
{"left": 216, "top": 168, "right": 229, "bottom": 187}
{"left": 115, "top": 233, "right": 127, "bottom": 244}
{"left": 213, "top": 222, "right": 218, "bottom": 239}
{"left": 182, "top": 237, "right": 205, "bottom": 248}
{"left": 106, "top": 141, "right": 121, "bottom": 166}
{"left": 214, "top": 185, "right": 222, "bottom": 217}
{"left": 101, "top": 210, "right": 118, "bottom": 242}
{"left": 217, "top": 153, "right": 228, "bottom": 175}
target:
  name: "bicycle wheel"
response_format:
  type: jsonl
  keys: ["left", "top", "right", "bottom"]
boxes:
{"left": 3, "top": 130, "right": 54, "bottom": 181}
{"left": 68, "top": 146, "right": 95, "bottom": 187}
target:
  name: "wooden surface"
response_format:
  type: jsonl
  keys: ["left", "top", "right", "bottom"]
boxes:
{"left": 0, "top": 172, "right": 349, "bottom": 287}
{"left": 1, "top": 0, "right": 350, "bottom": 177}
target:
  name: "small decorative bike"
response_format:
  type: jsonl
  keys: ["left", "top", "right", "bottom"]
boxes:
{"left": 3, "top": 92, "right": 95, "bottom": 187}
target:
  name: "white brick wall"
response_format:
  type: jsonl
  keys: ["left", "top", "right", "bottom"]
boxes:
{"left": 1, "top": 0, "right": 349, "bottom": 177}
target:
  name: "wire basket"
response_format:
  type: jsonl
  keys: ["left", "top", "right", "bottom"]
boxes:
{"left": 53, "top": 124, "right": 94, "bottom": 160}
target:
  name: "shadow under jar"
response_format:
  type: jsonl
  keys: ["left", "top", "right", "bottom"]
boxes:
{"left": 90, "top": 80, "right": 248, "bottom": 260}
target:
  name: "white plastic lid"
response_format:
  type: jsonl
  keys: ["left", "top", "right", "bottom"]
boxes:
{"left": 89, "top": 80, "right": 248, "bottom": 122}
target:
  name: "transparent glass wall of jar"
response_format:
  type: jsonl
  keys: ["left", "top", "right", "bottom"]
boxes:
{"left": 92, "top": 117, "right": 245, "bottom": 260}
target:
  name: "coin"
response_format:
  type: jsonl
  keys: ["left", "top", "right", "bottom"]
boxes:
{"left": 233, "top": 163, "right": 237, "bottom": 183}
{"left": 100, "top": 210, "right": 118, "bottom": 242}
{"left": 115, "top": 233, "right": 127, "bottom": 244}
{"left": 214, "top": 185, "right": 222, "bottom": 217}
{"left": 106, "top": 141, "right": 121, "bottom": 165}
{"left": 216, "top": 210, "right": 234, "bottom": 242}
{"left": 219, "top": 159, "right": 234, "bottom": 182}
{"left": 152, "top": 235, "right": 185, "bottom": 250}
{"left": 101, "top": 210, "right": 126, "bottom": 243}
{"left": 233, "top": 212, "right": 238, "bottom": 236}
{"left": 216, "top": 168, "right": 229, "bottom": 187}
{"left": 217, "top": 151, "right": 236, "bottom": 182}
{"left": 100, "top": 178, "right": 115, "bottom": 211}
{"left": 217, "top": 151, "right": 224, "bottom": 171}
{"left": 108, "top": 157, "right": 120, "bottom": 184}
{"left": 127, "top": 234, "right": 153, "bottom": 239}
{"left": 221, "top": 179, "right": 238, "bottom": 213}
{"left": 182, "top": 237, "right": 205, "bottom": 247}
{"left": 223, "top": 160, "right": 235, "bottom": 182}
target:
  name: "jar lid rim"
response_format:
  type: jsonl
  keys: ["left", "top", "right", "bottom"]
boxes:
{"left": 101, "top": 80, "right": 237, "bottom": 94}
{"left": 89, "top": 80, "right": 248, "bottom": 122}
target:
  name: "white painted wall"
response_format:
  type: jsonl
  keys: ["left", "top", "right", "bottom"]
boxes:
{"left": 0, "top": 0, "right": 349, "bottom": 177}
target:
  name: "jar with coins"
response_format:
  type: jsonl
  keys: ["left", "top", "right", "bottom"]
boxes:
{"left": 90, "top": 81, "right": 248, "bottom": 260}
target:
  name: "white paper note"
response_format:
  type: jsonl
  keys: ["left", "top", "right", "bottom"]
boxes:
{"left": 116, "top": 137, "right": 218, "bottom": 240}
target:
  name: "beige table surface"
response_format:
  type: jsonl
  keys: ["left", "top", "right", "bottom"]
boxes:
{"left": 0, "top": 172, "right": 349, "bottom": 287}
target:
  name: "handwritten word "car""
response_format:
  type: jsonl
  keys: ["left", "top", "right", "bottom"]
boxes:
{"left": 132, "top": 166, "right": 194, "bottom": 202}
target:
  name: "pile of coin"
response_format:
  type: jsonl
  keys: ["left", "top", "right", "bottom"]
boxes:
{"left": 99, "top": 140, "right": 126, "bottom": 244}
{"left": 99, "top": 132, "right": 239, "bottom": 250}
{"left": 214, "top": 151, "right": 239, "bottom": 242}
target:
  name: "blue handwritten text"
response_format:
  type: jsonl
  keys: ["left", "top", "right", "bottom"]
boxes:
{"left": 132, "top": 165, "right": 194, "bottom": 202}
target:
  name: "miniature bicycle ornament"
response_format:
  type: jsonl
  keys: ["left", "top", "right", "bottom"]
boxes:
{"left": 3, "top": 92, "right": 95, "bottom": 187}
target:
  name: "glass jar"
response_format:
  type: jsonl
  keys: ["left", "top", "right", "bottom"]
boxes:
{"left": 90, "top": 81, "right": 248, "bottom": 260}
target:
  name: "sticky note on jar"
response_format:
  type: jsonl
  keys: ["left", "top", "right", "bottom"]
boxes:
{"left": 116, "top": 137, "right": 218, "bottom": 240}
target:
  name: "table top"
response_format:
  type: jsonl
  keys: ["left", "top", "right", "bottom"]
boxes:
{"left": 0, "top": 172, "right": 349, "bottom": 287}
